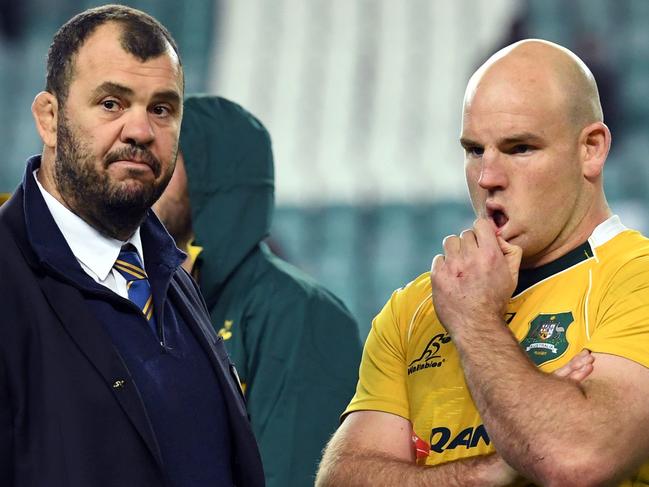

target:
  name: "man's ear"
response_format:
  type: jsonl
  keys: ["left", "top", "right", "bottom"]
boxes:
{"left": 31, "top": 91, "right": 58, "bottom": 148}
{"left": 580, "top": 121, "right": 611, "bottom": 180}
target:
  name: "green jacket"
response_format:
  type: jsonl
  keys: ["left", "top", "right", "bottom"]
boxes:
{"left": 180, "top": 95, "right": 362, "bottom": 487}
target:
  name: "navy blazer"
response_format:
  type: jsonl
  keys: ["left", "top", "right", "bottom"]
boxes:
{"left": 0, "top": 178, "right": 264, "bottom": 486}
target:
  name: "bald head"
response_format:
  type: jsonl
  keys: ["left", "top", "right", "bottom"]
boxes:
{"left": 464, "top": 39, "right": 602, "bottom": 131}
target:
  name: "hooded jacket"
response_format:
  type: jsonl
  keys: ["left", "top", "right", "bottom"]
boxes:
{"left": 180, "top": 95, "right": 362, "bottom": 487}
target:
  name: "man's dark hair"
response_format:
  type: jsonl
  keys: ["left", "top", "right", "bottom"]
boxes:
{"left": 46, "top": 4, "right": 182, "bottom": 105}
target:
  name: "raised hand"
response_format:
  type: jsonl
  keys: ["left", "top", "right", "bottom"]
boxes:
{"left": 430, "top": 219, "right": 522, "bottom": 336}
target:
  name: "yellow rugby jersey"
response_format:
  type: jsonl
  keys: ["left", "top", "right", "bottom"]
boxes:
{"left": 345, "top": 216, "right": 649, "bottom": 485}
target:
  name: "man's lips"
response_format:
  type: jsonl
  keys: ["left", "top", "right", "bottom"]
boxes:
{"left": 486, "top": 204, "right": 509, "bottom": 230}
{"left": 108, "top": 159, "right": 156, "bottom": 177}
{"left": 106, "top": 149, "right": 161, "bottom": 177}
{"left": 111, "top": 159, "right": 152, "bottom": 168}
{"left": 492, "top": 210, "right": 508, "bottom": 228}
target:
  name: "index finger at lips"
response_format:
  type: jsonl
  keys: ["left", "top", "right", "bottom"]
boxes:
{"left": 473, "top": 218, "right": 499, "bottom": 250}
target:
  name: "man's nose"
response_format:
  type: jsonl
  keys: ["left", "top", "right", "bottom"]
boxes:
{"left": 477, "top": 150, "right": 508, "bottom": 191}
{"left": 120, "top": 108, "right": 155, "bottom": 146}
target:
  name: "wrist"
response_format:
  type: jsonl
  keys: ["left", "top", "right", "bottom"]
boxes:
{"left": 444, "top": 310, "right": 506, "bottom": 341}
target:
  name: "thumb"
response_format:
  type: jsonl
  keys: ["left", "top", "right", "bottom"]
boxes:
{"left": 497, "top": 236, "right": 522, "bottom": 285}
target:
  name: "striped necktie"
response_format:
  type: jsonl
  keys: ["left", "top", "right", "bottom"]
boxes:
{"left": 113, "top": 245, "right": 157, "bottom": 335}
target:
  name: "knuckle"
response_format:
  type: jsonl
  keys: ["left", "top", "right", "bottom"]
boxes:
{"left": 460, "top": 229, "right": 475, "bottom": 240}
{"left": 442, "top": 234, "right": 458, "bottom": 247}
{"left": 431, "top": 254, "right": 445, "bottom": 271}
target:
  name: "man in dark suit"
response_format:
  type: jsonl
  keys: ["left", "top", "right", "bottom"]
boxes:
{"left": 0, "top": 5, "right": 263, "bottom": 486}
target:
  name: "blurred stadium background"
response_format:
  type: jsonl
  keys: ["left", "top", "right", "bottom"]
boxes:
{"left": 1, "top": 0, "right": 648, "bottom": 337}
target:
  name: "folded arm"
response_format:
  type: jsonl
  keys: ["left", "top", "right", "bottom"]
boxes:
{"left": 456, "top": 331, "right": 649, "bottom": 486}
{"left": 316, "top": 354, "right": 593, "bottom": 487}
{"left": 316, "top": 410, "right": 521, "bottom": 487}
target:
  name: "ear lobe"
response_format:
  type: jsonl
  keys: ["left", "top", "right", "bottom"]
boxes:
{"left": 31, "top": 91, "right": 58, "bottom": 148}
{"left": 581, "top": 122, "right": 611, "bottom": 180}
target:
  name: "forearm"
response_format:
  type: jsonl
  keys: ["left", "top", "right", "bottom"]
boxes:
{"left": 452, "top": 318, "right": 604, "bottom": 483}
{"left": 316, "top": 449, "right": 524, "bottom": 487}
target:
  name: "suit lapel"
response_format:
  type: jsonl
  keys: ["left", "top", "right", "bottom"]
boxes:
{"left": 39, "top": 274, "right": 164, "bottom": 469}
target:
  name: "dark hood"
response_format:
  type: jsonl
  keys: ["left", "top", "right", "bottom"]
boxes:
{"left": 180, "top": 95, "right": 274, "bottom": 305}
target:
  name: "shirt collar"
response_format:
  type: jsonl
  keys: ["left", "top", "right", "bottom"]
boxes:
{"left": 33, "top": 170, "right": 145, "bottom": 280}
{"left": 589, "top": 214, "right": 626, "bottom": 248}
{"left": 513, "top": 215, "right": 625, "bottom": 297}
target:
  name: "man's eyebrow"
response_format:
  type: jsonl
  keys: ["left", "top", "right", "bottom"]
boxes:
{"left": 499, "top": 132, "right": 545, "bottom": 145}
{"left": 152, "top": 90, "right": 182, "bottom": 106}
{"left": 459, "top": 133, "right": 545, "bottom": 148}
{"left": 91, "top": 81, "right": 134, "bottom": 99}
{"left": 459, "top": 137, "right": 481, "bottom": 148}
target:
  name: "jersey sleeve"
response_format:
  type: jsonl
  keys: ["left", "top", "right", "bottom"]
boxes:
{"left": 587, "top": 255, "right": 649, "bottom": 369}
{"left": 343, "top": 288, "right": 410, "bottom": 421}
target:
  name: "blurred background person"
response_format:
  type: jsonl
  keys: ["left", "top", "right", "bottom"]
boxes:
{"left": 154, "top": 94, "right": 362, "bottom": 487}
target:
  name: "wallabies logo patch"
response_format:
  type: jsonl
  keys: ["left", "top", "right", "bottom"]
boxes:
{"left": 407, "top": 333, "right": 451, "bottom": 375}
{"left": 520, "top": 312, "right": 573, "bottom": 366}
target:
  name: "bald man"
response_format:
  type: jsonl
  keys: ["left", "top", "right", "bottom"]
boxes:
{"left": 316, "top": 39, "right": 649, "bottom": 486}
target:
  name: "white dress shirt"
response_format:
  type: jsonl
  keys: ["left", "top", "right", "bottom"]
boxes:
{"left": 34, "top": 170, "right": 145, "bottom": 299}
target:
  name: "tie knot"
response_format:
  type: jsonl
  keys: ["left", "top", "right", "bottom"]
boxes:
{"left": 114, "top": 245, "right": 147, "bottom": 282}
